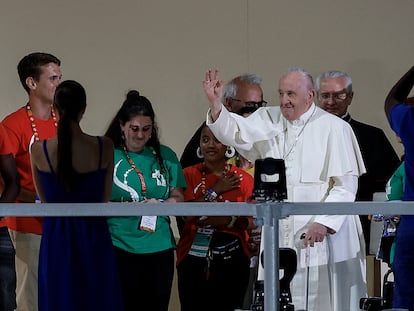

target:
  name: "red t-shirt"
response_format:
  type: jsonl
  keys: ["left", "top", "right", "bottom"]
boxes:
{"left": 1, "top": 106, "right": 57, "bottom": 234}
{"left": 176, "top": 163, "right": 254, "bottom": 265}
{"left": 0, "top": 123, "right": 13, "bottom": 228}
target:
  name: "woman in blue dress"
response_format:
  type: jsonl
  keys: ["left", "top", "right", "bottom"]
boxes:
{"left": 385, "top": 66, "right": 414, "bottom": 310}
{"left": 31, "top": 80, "right": 123, "bottom": 311}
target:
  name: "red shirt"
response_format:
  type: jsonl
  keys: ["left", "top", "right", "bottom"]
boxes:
{"left": 176, "top": 163, "right": 254, "bottom": 265}
{"left": 0, "top": 123, "right": 13, "bottom": 228}
{"left": 1, "top": 106, "right": 57, "bottom": 234}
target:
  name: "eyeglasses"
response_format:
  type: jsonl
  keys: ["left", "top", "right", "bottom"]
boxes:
{"left": 237, "top": 106, "right": 259, "bottom": 116}
{"left": 231, "top": 98, "right": 268, "bottom": 107}
{"left": 319, "top": 92, "right": 349, "bottom": 102}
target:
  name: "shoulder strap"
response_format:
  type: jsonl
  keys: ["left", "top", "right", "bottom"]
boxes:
{"left": 97, "top": 136, "right": 103, "bottom": 169}
{"left": 42, "top": 140, "right": 54, "bottom": 173}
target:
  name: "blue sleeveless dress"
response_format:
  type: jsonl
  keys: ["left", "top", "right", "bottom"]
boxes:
{"left": 37, "top": 137, "right": 123, "bottom": 311}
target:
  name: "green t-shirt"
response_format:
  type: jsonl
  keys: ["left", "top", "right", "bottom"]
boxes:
{"left": 108, "top": 145, "right": 186, "bottom": 254}
{"left": 385, "top": 161, "right": 405, "bottom": 264}
{"left": 386, "top": 161, "right": 405, "bottom": 201}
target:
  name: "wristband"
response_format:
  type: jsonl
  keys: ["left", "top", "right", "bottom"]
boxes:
{"left": 203, "top": 188, "right": 218, "bottom": 202}
{"left": 227, "top": 216, "right": 238, "bottom": 228}
{"left": 207, "top": 189, "right": 218, "bottom": 200}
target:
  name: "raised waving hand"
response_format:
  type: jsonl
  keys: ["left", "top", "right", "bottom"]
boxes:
{"left": 202, "top": 69, "right": 225, "bottom": 121}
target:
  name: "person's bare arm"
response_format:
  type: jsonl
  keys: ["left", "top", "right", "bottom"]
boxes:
{"left": 102, "top": 137, "right": 115, "bottom": 202}
{"left": 166, "top": 187, "right": 184, "bottom": 203}
{"left": 30, "top": 142, "right": 46, "bottom": 202}
{"left": 0, "top": 154, "right": 19, "bottom": 203}
{"left": 16, "top": 188, "right": 37, "bottom": 202}
{"left": 385, "top": 66, "right": 414, "bottom": 121}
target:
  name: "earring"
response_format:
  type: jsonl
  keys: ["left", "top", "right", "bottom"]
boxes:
{"left": 225, "top": 146, "right": 236, "bottom": 158}
{"left": 196, "top": 147, "right": 204, "bottom": 159}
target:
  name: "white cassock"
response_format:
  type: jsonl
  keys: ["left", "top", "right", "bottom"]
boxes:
{"left": 207, "top": 103, "right": 367, "bottom": 311}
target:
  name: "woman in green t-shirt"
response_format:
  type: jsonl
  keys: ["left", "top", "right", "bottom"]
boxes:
{"left": 105, "top": 90, "right": 186, "bottom": 311}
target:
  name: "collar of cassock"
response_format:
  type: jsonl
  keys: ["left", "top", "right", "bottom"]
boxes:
{"left": 290, "top": 103, "right": 316, "bottom": 127}
{"left": 341, "top": 112, "right": 351, "bottom": 122}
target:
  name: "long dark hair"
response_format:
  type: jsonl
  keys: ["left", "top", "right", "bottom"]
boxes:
{"left": 54, "top": 80, "right": 86, "bottom": 191}
{"left": 104, "top": 90, "right": 165, "bottom": 172}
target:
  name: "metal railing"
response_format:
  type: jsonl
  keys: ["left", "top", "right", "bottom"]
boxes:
{"left": 1, "top": 200, "right": 412, "bottom": 311}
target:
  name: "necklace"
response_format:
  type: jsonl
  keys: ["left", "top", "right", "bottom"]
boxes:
{"left": 26, "top": 103, "right": 58, "bottom": 141}
{"left": 282, "top": 105, "right": 316, "bottom": 160}
{"left": 201, "top": 162, "right": 230, "bottom": 202}
{"left": 121, "top": 145, "right": 159, "bottom": 200}
{"left": 122, "top": 144, "right": 150, "bottom": 199}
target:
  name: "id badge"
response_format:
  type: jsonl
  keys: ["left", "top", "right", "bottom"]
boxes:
{"left": 139, "top": 216, "right": 157, "bottom": 232}
{"left": 188, "top": 227, "right": 214, "bottom": 258}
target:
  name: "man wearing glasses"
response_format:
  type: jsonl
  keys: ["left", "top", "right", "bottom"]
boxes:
{"left": 222, "top": 75, "right": 267, "bottom": 117}
{"left": 315, "top": 70, "right": 400, "bottom": 255}
{"left": 180, "top": 73, "right": 266, "bottom": 169}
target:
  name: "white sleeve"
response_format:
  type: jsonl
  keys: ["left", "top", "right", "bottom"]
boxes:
{"left": 207, "top": 105, "right": 244, "bottom": 145}
{"left": 315, "top": 175, "right": 357, "bottom": 232}
{"left": 324, "top": 175, "right": 357, "bottom": 202}
{"left": 207, "top": 106, "right": 284, "bottom": 161}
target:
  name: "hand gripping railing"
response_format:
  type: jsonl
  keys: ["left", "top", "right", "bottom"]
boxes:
{"left": 0, "top": 200, "right": 413, "bottom": 311}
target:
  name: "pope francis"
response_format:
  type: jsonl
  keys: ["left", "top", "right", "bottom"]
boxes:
{"left": 203, "top": 68, "right": 368, "bottom": 311}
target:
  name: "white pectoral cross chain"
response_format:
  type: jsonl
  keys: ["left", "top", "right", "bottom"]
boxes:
{"left": 282, "top": 105, "right": 316, "bottom": 160}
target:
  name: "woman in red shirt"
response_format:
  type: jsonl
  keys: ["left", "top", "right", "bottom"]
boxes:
{"left": 176, "top": 122, "right": 254, "bottom": 311}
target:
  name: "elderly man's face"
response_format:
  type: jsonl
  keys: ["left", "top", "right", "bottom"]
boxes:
{"left": 317, "top": 77, "right": 353, "bottom": 117}
{"left": 226, "top": 82, "right": 264, "bottom": 114}
{"left": 278, "top": 72, "right": 314, "bottom": 121}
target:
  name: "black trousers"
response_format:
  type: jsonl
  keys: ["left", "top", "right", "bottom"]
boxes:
{"left": 177, "top": 246, "right": 250, "bottom": 311}
{"left": 0, "top": 227, "right": 16, "bottom": 311}
{"left": 114, "top": 247, "right": 174, "bottom": 311}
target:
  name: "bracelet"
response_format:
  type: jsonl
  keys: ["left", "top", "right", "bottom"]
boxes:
{"left": 203, "top": 189, "right": 218, "bottom": 202}
{"left": 207, "top": 189, "right": 218, "bottom": 200}
{"left": 227, "top": 216, "right": 238, "bottom": 228}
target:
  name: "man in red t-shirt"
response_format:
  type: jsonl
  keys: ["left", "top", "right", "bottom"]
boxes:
{"left": 1, "top": 52, "right": 61, "bottom": 311}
